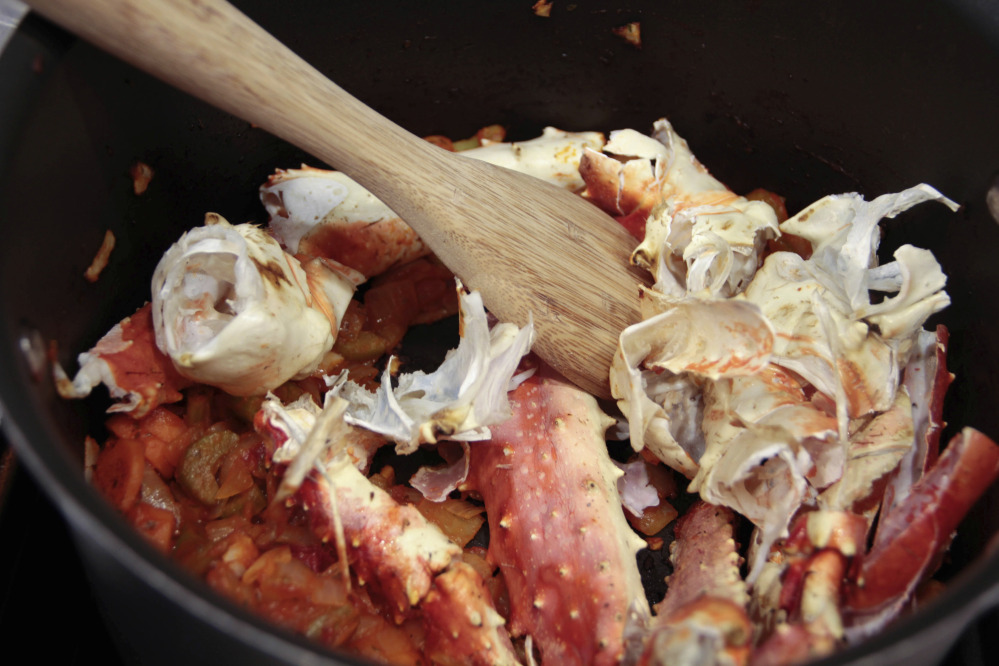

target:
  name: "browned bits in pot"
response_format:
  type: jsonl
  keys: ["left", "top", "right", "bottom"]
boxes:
{"left": 84, "top": 229, "right": 116, "bottom": 283}
{"left": 532, "top": 1, "right": 553, "bottom": 18}
{"left": 129, "top": 160, "right": 155, "bottom": 195}
{"left": 613, "top": 22, "right": 642, "bottom": 49}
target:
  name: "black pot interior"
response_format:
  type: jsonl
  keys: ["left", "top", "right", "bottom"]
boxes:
{"left": 3, "top": 1, "right": 999, "bottom": 664}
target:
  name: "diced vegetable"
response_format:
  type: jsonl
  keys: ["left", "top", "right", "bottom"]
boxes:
{"left": 423, "top": 135, "right": 455, "bottom": 151}
{"left": 93, "top": 437, "right": 145, "bottom": 512}
{"left": 415, "top": 497, "right": 486, "bottom": 548}
{"left": 476, "top": 124, "right": 506, "bottom": 144}
{"left": 176, "top": 426, "right": 240, "bottom": 505}
{"left": 216, "top": 433, "right": 265, "bottom": 499}
{"left": 745, "top": 187, "right": 789, "bottom": 223}
{"left": 129, "top": 501, "right": 177, "bottom": 552}
{"left": 364, "top": 278, "right": 421, "bottom": 351}
{"left": 142, "top": 426, "right": 193, "bottom": 480}
{"left": 184, "top": 385, "right": 214, "bottom": 427}
{"left": 334, "top": 330, "right": 389, "bottom": 363}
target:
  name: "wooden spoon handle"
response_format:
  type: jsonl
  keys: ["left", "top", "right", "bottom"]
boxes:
{"left": 26, "top": 0, "right": 644, "bottom": 397}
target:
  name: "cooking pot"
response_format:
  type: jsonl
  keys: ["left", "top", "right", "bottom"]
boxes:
{"left": 2, "top": 0, "right": 999, "bottom": 664}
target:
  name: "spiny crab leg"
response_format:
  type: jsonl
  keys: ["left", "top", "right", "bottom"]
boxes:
{"left": 638, "top": 501, "right": 752, "bottom": 666}
{"left": 465, "top": 361, "right": 650, "bottom": 666}
{"left": 656, "top": 502, "right": 749, "bottom": 619}
{"left": 420, "top": 560, "right": 522, "bottom": 666}
{"left": 261, "top": 395, "right": 523, "bottom": 666}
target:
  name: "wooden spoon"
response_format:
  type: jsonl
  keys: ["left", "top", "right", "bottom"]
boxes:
{"left": 26, "top": 0, "right": 646, "bottom": 397}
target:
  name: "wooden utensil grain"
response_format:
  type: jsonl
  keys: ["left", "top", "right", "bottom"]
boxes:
{"left": 26, "top": 0, "right": 646, "bottom": 397}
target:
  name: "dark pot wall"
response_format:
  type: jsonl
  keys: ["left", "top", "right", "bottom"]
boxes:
{"left": 2, "top": 1, "right": 999, "bottom": 664}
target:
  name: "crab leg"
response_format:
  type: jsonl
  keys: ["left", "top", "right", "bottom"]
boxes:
{"left": 53, "top": 302, "right": 192, "bottom": 416}
{"left": 882, "top": 324, "right": 953, "bottom": 514}
{"left": 421, "top": 560, "right": 521, "bottom": 666}
{"left": 655, "top": 501, "right": 749, "bottom": 618}
{"left": 260, "top": 128, "right": 604, "bottom": 279}
{"left": 465, "top": 360, "right": 650, "bottom": 666}
{"left": 638, "top": 501, "right": 752, "bottom": 666}
{"left": 298, "top": 463, "right": 460, "bottom": 618}
{"left": 260, "top": 166, "right": 430, "bottom": 278}
{"left": 748, "top": 510, "right": 867, "bottom": 665}
{"left": 296, "top": 468, "right": 521, "bottom": 666}
{"left": 262, "top": 397, "right": 523, "bottom": 665}
{"left": 844, "top": 427, "right": 999, "bottom": 634}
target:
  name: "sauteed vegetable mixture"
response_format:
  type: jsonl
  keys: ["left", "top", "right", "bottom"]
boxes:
{"left": 57, "top": 119, "right": 999, "bottom": 665}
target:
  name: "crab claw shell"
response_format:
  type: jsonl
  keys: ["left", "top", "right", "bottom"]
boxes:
{"left": 844, "top": 427, "right": 999, "bottom": 633}
{"left": 611, "top": 119, "right": 779, "bottom": 299}
{"left": 884, "top": 325, "right": 953, "bottom": 511}
{"left": 264, "top": 397, "right": 520, "bottom": 664}
{"left": 579, "top": 128, "right": 667, "bottom": 221}
{"left": 300, "top": 462, "right": 460, "bottom": 618}
{"left": 53, "top": 302, "right": 191, "bottom": 416}
{"left": 579, "top": 146, "right": 659, "bottom": 219}
{"left": 261, "top": 165, "right": 430, "bottom": 278}
{"left": 778, "top": 183, "right": 958, "bottom": 321}
{"left": 260, "top": 128, "right": 604, "bottom": 277}
{"left": 332, "top": 281, "right": 535, "bottom": 454}
{"left": 151, "top": 213, "right": 350, "bottom": 396}
{"left": 749, "top": 623, "right": 828, "bottom": 666}
{"left": 462, "top": 126, "right": 605, "bottom": 191}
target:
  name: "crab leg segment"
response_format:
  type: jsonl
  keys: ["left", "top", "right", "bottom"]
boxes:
{"left": 750, "top": 510, "right": 867, "bottom": 665}
{"left": 641, "top": 597, "right": 752, "bottom": 666}
{"left": 883, "top": 325, "right": 953, "bottom": 513}
{"left": 844, "top": 427, "right": 999, "bottom": 632}
{"left": 53, "top": 302, "right": 191, "bottom": 416}
{"left": 656, "top": 501, "right": 749, "bottom": 618}
{"left": 263, "top": 396, "right": 521, "bottom": 665}
{"left": 260, "top": 129, "right": 604, "bottom": 279}
{"left": 299, "top": 468, "right": 521, "bottom": 665}
{"left": 578, "top": 131, "right": 665, "bottom": 240}
{"left": 639, "top": 501, "right": 752, "bottom": 666}
{"left": 299, "top": 466, "right": 459, "bottom": 618}
{"left": 421, "top": 560, "right": 522, "bottom": 666}
{"left": 466, "top": 361, "right": 650, "bottom": 666}
{"left": 260, "top": 166, "right": 430, "bottom": 278}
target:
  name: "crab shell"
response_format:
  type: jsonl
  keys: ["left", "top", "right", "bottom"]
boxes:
{"left": 466, "top": 360, "right": 650, "bottom": 666}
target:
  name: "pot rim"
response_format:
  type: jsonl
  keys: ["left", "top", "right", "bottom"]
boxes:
{"left": 3, "top": 2, "right": 999, "bottom": 664}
